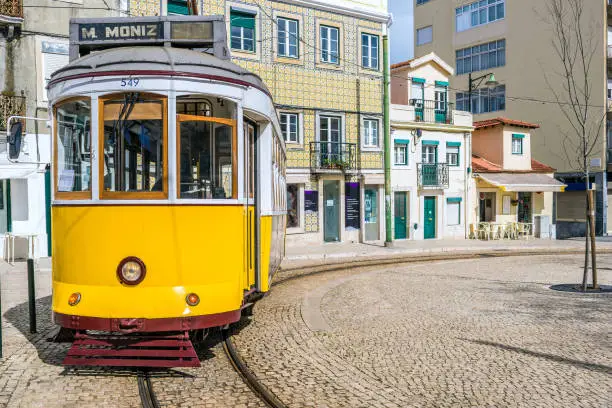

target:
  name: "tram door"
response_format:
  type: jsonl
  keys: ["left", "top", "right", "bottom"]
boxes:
{"left": 244, "top": 121, "right": 256, "bottom": 289}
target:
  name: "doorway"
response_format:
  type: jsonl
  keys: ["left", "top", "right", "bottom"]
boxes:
{"left": 323, "top": 180, "right": 340, "bottom": 242}
{"left": 518, "top": 192, "right": 532, "bottom": 223}
{"left": 479, "top": 192, "right": 495, "bottom": 222}
{"left": 424, "top": 196, "right": 436, "bottom": 239}
{"left": 364, "top": 188, "right": 379, "bottom": 241}
{"left": 394, "top": 191, "right": 407, "bottom": 239}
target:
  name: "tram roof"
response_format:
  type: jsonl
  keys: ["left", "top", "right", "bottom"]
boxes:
{"left": 49, "top": 46, "right": 269, "bottom": 95}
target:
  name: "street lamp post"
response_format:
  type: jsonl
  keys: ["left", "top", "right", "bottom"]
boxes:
{"left": 468, "top": 72, "right": 498, "bottom": 113}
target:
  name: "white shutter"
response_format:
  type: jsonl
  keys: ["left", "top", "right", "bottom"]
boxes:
{"left": 447, "top": 202, "right": 460, "bottom": 225}
{"left": 42, "top": 52, "right": 69, "bottom": 102}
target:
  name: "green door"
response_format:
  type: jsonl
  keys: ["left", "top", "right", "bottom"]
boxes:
{"left": 394, "top": 192, "right": 407, "bottom": 239}
{"left": 424, "top": 196, "right": 436, "bottom": 239}
{"left": 323, "top": 180, "right": 340, "bottom": 242}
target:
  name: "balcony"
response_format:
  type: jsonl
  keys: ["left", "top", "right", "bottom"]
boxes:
{"left": 0, "top": 93, "right": 25, "bottom": 131}
{"left": 0, "top": 0, "right": 23, "bottom": 22}
{"left": 417, "top": 163, "right": 449, "bottom": 189}
{"left": 409, "top": 99, "right": 453, "bottom": 124}
{"left": 309, "top": 141, "right": 357, "bottom": 172}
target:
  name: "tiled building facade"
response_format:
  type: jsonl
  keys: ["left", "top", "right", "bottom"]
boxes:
{"left": 129, "top": 0, "right": 390, "bottom": 243}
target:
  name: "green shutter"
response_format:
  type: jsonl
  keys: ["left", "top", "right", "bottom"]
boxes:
{"left": 231, "top": 10, "right": 256, "bottom": 29}
{"left": 422, "top": 140, "right": 439, "bottom": 145}
{"left": 447, "top": 197, "right": 462, "bottom": 203}
{"left": 394, "top": 139, "right": 410, "bottom": 144}
{"left": 446, "top": 141, "right": 461, "bottom": 147}
{"left": 168, "top": 0, "right": 189, "bottom": 15}
{"left": 435, "top": 81, "right": 449, "bottom": 87}
{"left": 411, "top": 77, "right": 425, "bottom": 84}
{"left": 512, "top": 134, "right": 525, "bottom": 139}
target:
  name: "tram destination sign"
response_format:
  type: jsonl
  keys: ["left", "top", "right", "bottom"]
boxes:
{"left": 78, "top": 22, "right": 164, "bottom": 42}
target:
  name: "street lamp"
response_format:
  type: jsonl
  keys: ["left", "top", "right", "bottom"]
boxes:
{"left": 468, "top": 72, "right": 499, "bottom": 113}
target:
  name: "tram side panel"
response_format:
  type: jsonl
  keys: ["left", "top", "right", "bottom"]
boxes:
{"left": 52, "top": 204, "right": 246, "bottom": 321}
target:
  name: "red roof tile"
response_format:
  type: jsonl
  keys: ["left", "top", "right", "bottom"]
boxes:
{"left": 471, "top": 155, "right": 556, "bottom": 173}
{"left": 473, "top": 117, "right": 540, "bottom": 130}
{"left": 390, "top": 58, "right": 415, "bottom": 70}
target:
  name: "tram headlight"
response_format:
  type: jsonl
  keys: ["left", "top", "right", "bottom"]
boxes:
{"left": 68, "top": 292, "right": 81, "bottom": 306}
{"left": 186, "top": 293, "right": 200, "bottom": 306}
{"left": 117, "top": 257, "right": 146, "bottom": 285}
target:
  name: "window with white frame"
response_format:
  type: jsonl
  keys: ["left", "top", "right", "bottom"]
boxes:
{"left": 512, "top": 134, "right": 523, "bottom": 155}
{"left": 394, "top": 143, "right": 408, "bottom": 165}
{"left": 456, "top": 0, "right": 504, "bottom": 33}
{"left": 447, "top": 199, "right": 461, "bottom": 225}
{"left": 278, "top": 17, "right": 299, "bottom": 58}
{"left": 456, "top": 39, "right": 505, "bottom": 75}
{"left": 446, "top": 145, "right": 460, "bottom": 166}
{"left": 422, "top": 145, "right": 437, "bottom": 164}
{"left": 320, "top": 25, "right": 339, "bottom": 64}
{"left": 41, "top": 41, "right": 69, "bottom": 102}
{"left": 280, "top": 113, "right": 299, "bottom": 143}
{"left": 319, "top": 115, "right": 342, "bottom": 143}
{"left": 416, "top": 26, "right": 433, "bottom": 46}
{"left": 361, "top": 33, "right": 379, "bottom": 69}
{"left": 230, "top": 10, "right": 256, "bottom": 52}
{"left": 363, "top": 119, "right": 379, "bottom": 148}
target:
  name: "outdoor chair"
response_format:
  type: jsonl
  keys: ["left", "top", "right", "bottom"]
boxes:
{"left": 477, "top": 222, "right": 490, "bottom": 240}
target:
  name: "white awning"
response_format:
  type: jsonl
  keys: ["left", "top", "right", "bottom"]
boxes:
{"left": 477, "top": 172, "right": 566, "bottom": 192}
{"left": 0, "top": 164, "right": 40, "bottom": 179}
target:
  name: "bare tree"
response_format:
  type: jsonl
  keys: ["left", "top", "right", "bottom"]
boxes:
{"left": 544, "top": 0, "right": 604, "bottom": 290}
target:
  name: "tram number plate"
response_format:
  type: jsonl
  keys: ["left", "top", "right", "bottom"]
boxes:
{"left": 120, "top": 78, "right": 140, "bottom": 87}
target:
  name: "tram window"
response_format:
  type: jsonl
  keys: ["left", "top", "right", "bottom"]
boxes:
{"left": 102, "top": 94, "right": 166, "bottom": 196}
{"left": 178, "top": 118, "right": 235, "bottom": 199}
{"left": 176, "top": 101, "right": 212, "bottom": 117}
{"left": 55, "top": 98, "right": 91, "bottom": 195}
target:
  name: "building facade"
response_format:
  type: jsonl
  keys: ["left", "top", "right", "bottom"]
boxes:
{"left": 391, "top": 53, "right": 473, "bottom": 240}
{"left": 0, "top": 1, "right": 125, "bottom": 258}
{"left": 412, "top": 0, "right": 609, "bottom": 238}
{"left": 470, "top": 118, "right": 566, "bottom": 238}
{"left": 129, "top": 0, "right": 391, "bottom": 244}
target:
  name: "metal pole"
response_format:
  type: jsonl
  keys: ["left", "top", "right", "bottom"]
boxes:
{"left": 383, "top": 35, "right": 392, "bottom": 246}
{"left": 468, "top": 73, "right": 473, "bottom": 113}
{"left": 27, "top": 258, "right": 36, "bottom": 333}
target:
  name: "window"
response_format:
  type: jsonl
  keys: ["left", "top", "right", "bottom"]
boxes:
{"left": 456, "top": 85, "right": 505, "bottom": 114}
{"left": 168, "top": 0, "right": 189, "bottom": 15}
{"left": 55, "top": 98, "right": 92, "bottom": 197}
{"left": 456, "top": 0, "right": 504, "bottom": 32}
{"left": 416, "top": 26, "right": 433, "bottom": 46}
{"left": 177, "top": 115, "right": 235, "bottom": 199}
{"left": 319, "top": 115, "right": 341, "bottom": 143}
{"left": 102, "top": 94, "right": 166, "bottom": 198}
{"left": 446, "top": 145, "right": 460, "bottom": 166}
{"left": 287, "top": 184, "right": 299, "bottom": 228}
{"left": 361, "top": 33, "right": 379, "bottom": 69}
{"left": 230, "top": 10, "right": 255, "bottom": 52}
{"left": 42, "top": 41, "right": 69, "bottom": 102}
{"left": 435, "top": 85, "right": 447, "bottom": 112}
{"left": 456, "top": 39, "right": 505, "bottom": 75}
{"left": 363, "top": 119, "right": 379, "bottom": 148}
{"left": 278, "top": 17, "right": 299, "bottom": 58}
{"left": 320, "top": 25, "right": 339, "bottom": 64}
{"left": 364, "top": 189, "right": 378, "bottom": 223}
{"left": 394, "top": 144, "right": 408, "bottom": 165}
{"left": 411, "top": 80, "right": 424, "bottom": 102}
{"left": 512, "top": 134, "right": 524, "bottom": 155}
{"left": 280, "top": 113, "right": 299, "bottom": 143}
{"left": 176, "top": 100, "right": 212, "bottom": 117}
{"left": 422, "top": 145, "right": 437, "bottom": 164}
{"left": 447, "top": 199, "right": 461, "bottom": 225}
{"left": 416, "top": 0, "right": 430, "bottom": 4}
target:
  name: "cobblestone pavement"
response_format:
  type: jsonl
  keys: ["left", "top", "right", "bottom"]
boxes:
{"left": 2, "top": 255, "right": 611, "bottom": 407}
{"left": 232, "top": 254, "right": 612, "bottom": 408}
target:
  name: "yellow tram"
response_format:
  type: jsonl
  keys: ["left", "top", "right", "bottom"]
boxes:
{"left": 47, "top": 16, "right": 286, "bottom": 367}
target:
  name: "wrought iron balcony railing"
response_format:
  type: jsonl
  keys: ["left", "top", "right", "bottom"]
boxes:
{"left": 0, "top": 0, "right": 23, "bottom": 19}
{"left": 409, "top": 99, "right": 454, "bottom": 124}
{"left": 417, "top": 163, "right": 449, "bottom": 189}
{"left": 310, "top": 141, "right": 357, "bottom": 172}
{"left": 0, "top": 93, "right": 26, "bottom": 131}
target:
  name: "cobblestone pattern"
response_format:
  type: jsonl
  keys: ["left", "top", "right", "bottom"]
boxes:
{"left": 232, "top": 254, "right": 612, "bottom": 408}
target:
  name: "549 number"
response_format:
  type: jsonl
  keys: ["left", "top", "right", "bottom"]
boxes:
{"left": 120, "top": 78, "right": 140, "bottom": 87}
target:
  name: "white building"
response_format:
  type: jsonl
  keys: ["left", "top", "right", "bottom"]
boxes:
{"left": 390, "top": 53, "right": 473, "bottom": 240}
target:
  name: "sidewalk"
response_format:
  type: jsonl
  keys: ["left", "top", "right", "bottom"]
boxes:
{"left": 282, "top": 237, "right": 612, "bottom": 269}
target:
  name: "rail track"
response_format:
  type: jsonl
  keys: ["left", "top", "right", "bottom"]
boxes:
{"left": 138, "top": 370, "right": 161, "bottom": 408}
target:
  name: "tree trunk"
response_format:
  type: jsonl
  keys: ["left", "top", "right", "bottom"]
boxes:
{"left": 588, "top": 189, "right": 598, "bottom": 289}
{"left": 582, "top": 192, "right": 589, "bottom": 291}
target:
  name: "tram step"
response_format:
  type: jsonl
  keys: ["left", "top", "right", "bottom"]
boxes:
{"left": 63, "top": 332, "right": 201, "bottom": 368}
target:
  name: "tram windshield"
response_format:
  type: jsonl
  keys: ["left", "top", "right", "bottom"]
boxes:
{"left": 102, "top": 93, "right": 166, "bottom": 195}
{"left": 56, "top": 99, "right": 92, "bottom": 195}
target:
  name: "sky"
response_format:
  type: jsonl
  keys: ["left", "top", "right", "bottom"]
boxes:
{"left": 389, "top": 0, "right": 414, "bottom": 64}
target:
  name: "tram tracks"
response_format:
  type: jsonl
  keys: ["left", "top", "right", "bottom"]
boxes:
{"left": 138, "top": 370, "right": 161, "bottom": 408}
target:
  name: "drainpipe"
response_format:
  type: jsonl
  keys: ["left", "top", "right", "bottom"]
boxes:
{"left": 383, "top": 34, "right": 392, "bottom": 246}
